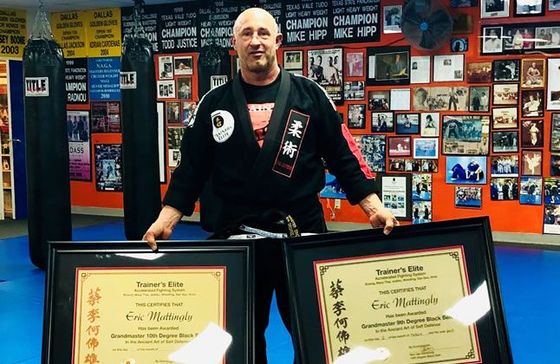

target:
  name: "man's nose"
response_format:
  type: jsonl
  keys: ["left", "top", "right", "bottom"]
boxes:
{"left": 249, "top": 33, "right": 261, "bottom": 46}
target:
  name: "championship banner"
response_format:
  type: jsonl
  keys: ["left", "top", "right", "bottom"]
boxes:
{"left": 158, "top": 3, "right": 198, "bottom": 53}
{"left": 88, "top": 57, "right": 121, "bottom": 101}
{"left": 283, "top": 0, "right": 330, "bottom": 46}
{"left": 331, "top": 0, "right": 380, "bottom": 43}
{"left": 256, "top": 0, "right": 284, "bottom": 33}
{"left": 121, "top": 4, "right": 159, "bottom": 52}
{"left": 65, "top": 58, "right": 88, "bottom": 104}
{"left": 198, "top": 1, "right": 250, "bottom": 49}
{"left": 85, "top": 8, "right": 122, "bottom": 57}
{"left": 0, "top": 8, "right": 26, "bottom": 58}
{"left": 51, "top": 11, "right": 88, "bottom": 58}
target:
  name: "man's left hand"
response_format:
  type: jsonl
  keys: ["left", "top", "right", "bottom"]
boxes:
{"left": 359, "top": 193, "right": 399, "bottom": 235}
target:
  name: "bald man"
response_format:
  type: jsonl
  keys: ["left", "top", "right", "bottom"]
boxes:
{"left": 144, "top": 7, "right": 397, "bottom": 362}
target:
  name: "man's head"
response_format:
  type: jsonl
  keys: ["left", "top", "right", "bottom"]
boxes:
{"left": 232, "top": 8, "right": 282, "bottom": 76}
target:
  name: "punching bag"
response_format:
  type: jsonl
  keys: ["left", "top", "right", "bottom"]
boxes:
{"left": 121, "top": 1, "right": 161, "bottom": 240}
{"left": 23, "top": 7, "right": 71, "bottom": 269}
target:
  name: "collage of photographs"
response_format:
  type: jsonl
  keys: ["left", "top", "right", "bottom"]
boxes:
{"left": 297, "top": 16, "right": 560, "bottom": 232}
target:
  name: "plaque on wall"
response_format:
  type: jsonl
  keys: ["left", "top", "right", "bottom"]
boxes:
{"left": 42, "top": 241, "right": 254, "bottom": 363}
{"left": 283, "top": 217, "right": 512, "bottom": 364}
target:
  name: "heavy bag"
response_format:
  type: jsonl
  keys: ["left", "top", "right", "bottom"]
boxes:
{"left": 121, "top": 36, "right": 161, "bottom": 240}
{"left": 23, "top": 39, "right": 71, "bottom": 269}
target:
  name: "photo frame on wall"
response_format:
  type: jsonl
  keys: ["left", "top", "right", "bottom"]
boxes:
{"left": 492, "top": 107, "right": 518, "bottom": 129}
{"left": 455, "top": 186, "right": 483, "bottom": 208}
{"left": 491, "top": 177, "right": 519, "bottom": 200}
{"left": 550, "top": 0, "right": 560, "bottom": 11}
{"left": 345, "top": 51, "right": 364, "bottom": 77}
{"left": 395, "top": 113, "right": 420, "bottom": 134}
{"left": 307, "top": 48, "right": 344, "bottom": 103}
{"left": 347, "top": 104, "right": 366, "bottom": 129}
{"left": 544, "top": 204, "right": 560, "bottom": 235}
{"left": 521, "top": 59, "right": 545, "bottom": 88}
{"left": 547, "top": 58, "right": 560, "bottom": 110}
{"left": 551, "top": 153, "right": 560, "bottom": 176}
{"left": 433, "top": 55, "right": 464, "bottom": 82}
{"left": 493, "top": 59, "right": 520, "bottom": 81}
{"left": 469, "top": 86, "right": 490, "bottom": 112}
{"left": 413, "top": 138, "right": 439, "bottom": 159}
{"left": 174, "top": 55, "right": 193, "bottom": 76}
{"left": 420, "top": 112, "right": 440, "bottom": 137}
{"left": 514, "top": 0, "right": 544, "bottom": 16}
{"left": 284, "top": 50, "right": 303, "bottom": 70}
{"left": 491, "top": 155, "right": 519, "bottom": 177}
{"left": 344, "top": 81, "right": 365, "bottom": 101}
{"left": 383, "top": 5, "right": 402, "bottom": 33}
{"left": 552, "top": 113, "right": 560, "bottom": 152}
{"left": 410, "top": 56, "right": 431, "bottom": 84}
{"left": 367, "top": 46, "right": 410, "bottom": 86}
{"left": 446, "top": 156, "right": 487, "bottom": 184}
{"left": 441, "top": 116, "right": 490, "bottom": 155}
{"left": 520, "top": 176, "right": 543, "bottom": 205}
{"left": 368, "top": 90, "right": 391, "bottom": 110}
{"left": 467, "top": 61, "right": 492, "bottom": 83}
{"left": 388, "top": 136, "right": 411, "bottom": 157}
{"left": 371, "top": 111, "right": 395, "bottom": 132}
{"left": 353, "top": 135, "right": 386, "bottom": 172}
{"left": 492, "top": 131, "right": 519, "bottom": 153}
{"left": 521, "top": 149, "right": 543, "bottom": 175}
{"left": 481, "top": 0, "right": 511, "bottom": 18}
{"left": 521, "top": 89, "right": 545, "bottom": 117}
{"left": 380, "top": 173, "right": 412, "bottom": 219}
{"left": 502, "top": 26, "right": 535, "bottom": 51}
{"left": 481, "top": 27, "right": 503, "bottom": 54}
{"left": 521, "top": 120, "right": 544, "bottom": 147}
{"left": 493, "top": 84, "right": 519, "bottom": 105}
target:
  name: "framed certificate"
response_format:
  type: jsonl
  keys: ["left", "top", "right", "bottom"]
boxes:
{"left": 42, "top": 241, "right": 254, "bottom": 363}
{"left": 380, "top": 173, "right": 412, "bottom": 219}
{"left": 283, "top": 217, "right": 512, "bottom": 364}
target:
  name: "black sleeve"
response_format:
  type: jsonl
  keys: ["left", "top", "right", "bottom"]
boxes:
{"left": 314, "top": 84, "right": 379, "bottom": 205}
{"left": 163, "top": 98, "right": 214, "bottom": 216}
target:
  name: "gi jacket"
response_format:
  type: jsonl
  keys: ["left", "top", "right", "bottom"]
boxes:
{"left": 164, "top": 69, "right": 378, "bottom": 231}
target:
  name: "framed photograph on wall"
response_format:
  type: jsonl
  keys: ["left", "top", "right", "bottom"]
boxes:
{"left": 343, "top": 81, "right": 365, "bottom": 101}
{"left": 345, "top": 51, "right": 364, "bottom": 77}
{"left": 388, "top": 136, "right": 411, "bottom": 157}
{"left": 368, "top": 90, "right": 391, "bottom": 110}
{"left": 174, "top": 55, "right": 193, "bottom": 75}
{"left": 521, "top": 59, "right": 545, "bottom": 88}
{"left": 433, "top": 55, "right": 464, "bottom": 82}
{"left": 413, "top": 86, "right": 469, "bottom": 112}
{"left": 367, "top": 46, "right": 410, "bottom": 86}
{"left": 157, "top": 80, "right": 176, "bottom": 99}
{"left": 521, "top": 89, "right": 545, "bottom": 117}
{"left": 491, "top": 177, "right": 519, "bottom": 200}
{"left": 521, "top": 149, "right": 543, "bottom": 175}
{"left": 410, "top": 56, "right": 431, "bottom": 84}
{"left": 514, "top": 0, "right": 544, "bottom": 15}
{"left": 491, "top": 155, "right": 519, "bottom": 177}
{"left": 371, "top": 111, "right": 395, "bottom": 132}
{"left": 413, "top": 138, "right": 439, "bottom": 159}
{"left": 521, "top": 120, "right": 544, "bottom": 147}
{"left": 481, "top": 27, "right": 503, "bottom": 54}
{"left": 469, "top": 86, "right": 490, "bottom": 112}
{"left": 165, "top": 101, "right": 181, "bottom": 125}
{"left": 95, "top": 144, "right": 122, "bottom": 192}
{"left": 493, "top": 59, "right": 520, "bottom": 81}
{"left": 307, "top": 48, "right": 343, "bottom": 103}
{"left": 493, "top": 84, "right": 519, "bottom": 105}
{"left": 441, "top": 116, "right": 490, "bottom": 155}
{"left": 544, "top": 204, "right": 560, "bottom": 235}
{"left": 412, "top": 173, "right": 432, "bottom": 201}
{"left": 383, "top": 5, "right": 402, "bottom": 33}
{"left": 544, "top": 177, "right": 560, "bottom": 204}
{"left": 446, "top": 156, "right": 487, "bottom": 184}
{"left": 550, "top": 0, "right": 560, "bottom": 11}
{"left": 395, "top": 113, "right": 420, "bottom": 134}
{"left": 502, "top": 26, "right": 535, "bottom": 51}
{"left": 380, "top": 173, "right": 412, "bottom": 219}
{"left": 467, "top": 61, "right": 492, "bottom": 83}
{"left": 347, "top": 104, "right": 366, "bottom": 129}
{"left": 547, "top": 58, "right": 560, "bottom": 110}
{"left": 492, "top": 131, "right": 519, "bottom": 153}
{"left": 353, "top": 135, "right": 386, "bottom": 172}
{"left": 420, "top": 112, "right": 440, "bottom": 136}
{"left": 492, "top": 107, "right": 518, "bottom": 129}
{"left": 455, "top": 186, "right": 483, "bottom": 208}
{"left": 451, "top": 38, "right": 469, "bottom": 52}
{"left": 412, "top": 201, "right": 432, "bottom": 224}
{"left": 481, "top": 0, "right": 511, "bottom": 17}
{"left": 284, "top": 50, "right": 303, "bottom": 70}
{"left": 552, "top": 113, "right": 560, "bottom": 152}
{"left": 551, "top": 153, "right": 560, "bottom": 176}
{"left": 520, "top": 176, "right": 543, "bottom": 205}
{"left": 176, "top": 77, "right": 192, "bottom": 100}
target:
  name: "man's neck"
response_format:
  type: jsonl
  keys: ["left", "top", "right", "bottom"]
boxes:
{"left": 240, "top": 65, "right": 281, "bottom": 86}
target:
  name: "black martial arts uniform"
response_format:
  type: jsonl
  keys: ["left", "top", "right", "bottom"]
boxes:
{"left": 164, "top": 68, "right": 378, "bottom": 362}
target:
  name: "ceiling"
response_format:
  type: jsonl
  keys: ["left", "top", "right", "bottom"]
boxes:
{"left": 0, "top": 0, "right": 188, "bottom": 11}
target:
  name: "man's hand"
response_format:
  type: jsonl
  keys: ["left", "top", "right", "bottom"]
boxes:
{"left": 359, "top": 193, "right": 399, "bottom": 235}
{"left": 142, "top": 205, "right": 184, "bottom": 251}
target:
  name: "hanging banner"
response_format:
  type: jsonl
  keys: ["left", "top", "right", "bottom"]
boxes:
{"left": 65, "top": 58, "right": 88, "bottom": 104}
{"left": 0, "top": 8, "right": 26, "bottom": 58}
{"left": 86, "top": 8, "right": 122, "bottom": 57}
{"left": 331, "top": 0, "right": 380, "bottom": 43}
{"left": 283, "top": 0, "right": 330, "bottom": 46}
{"left": 95, "top": 144, "right": 123, "bottom": 192}
{"left": 88, "top": 57, "right": 121, "bottom": 101}
{"left": 198, "top": 2, "right": 250, "bottom": 49}
{"left": 121, "top": 4, "right": 159, "bottom": 52}
{"left": 51, "top": 10, "right": 88, "bottom": 58}
{"left": 67, "top": 110, "right": 91, "bottom": 181}
{"left": 158, "top": 3, "right": 198, "bottom": 53}
{"left": 257, "top": 0, "right": 284, "bottom": 33}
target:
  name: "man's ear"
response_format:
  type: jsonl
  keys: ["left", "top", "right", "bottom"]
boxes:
{"left": 231, "top": 35, "right": 237, "bottom": 50}
{"left": 275, "top": 33, "right": 283, "bottom": 49}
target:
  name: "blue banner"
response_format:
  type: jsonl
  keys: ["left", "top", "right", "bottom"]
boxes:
{"left": 88, "top": 57, "right": 121, "bottom": 101}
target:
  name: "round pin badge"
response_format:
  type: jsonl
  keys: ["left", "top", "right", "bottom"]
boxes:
{"left": 211, "top": 110, "right": 235, "bottom": 143}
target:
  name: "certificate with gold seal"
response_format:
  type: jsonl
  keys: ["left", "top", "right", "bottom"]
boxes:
{"left": 283, "top": 217, "right": 513, "bottom": 364}
{"left": 72, "top": 267, "right": 225, "bottom": 363}
{"left": 314, "top": 247, "right": 480, "bottom": 363}
{"left": 43, "top": 241, "right": 254, "bottom": 364}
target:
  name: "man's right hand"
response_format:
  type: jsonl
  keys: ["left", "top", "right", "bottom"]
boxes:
{"left": 142, "top": 205, "right": 184, "bottom": 252}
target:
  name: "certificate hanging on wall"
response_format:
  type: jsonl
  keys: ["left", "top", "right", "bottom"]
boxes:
{"left": 42, "top": 241, "right": 254, "bottom": 364}
{"left": 283, "top": 217, "right": 512, "bottom": 364}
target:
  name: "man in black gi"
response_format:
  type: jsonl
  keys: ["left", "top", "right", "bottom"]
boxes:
{"left": 144, "top": 7, "right": 398, "bottom": 363}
